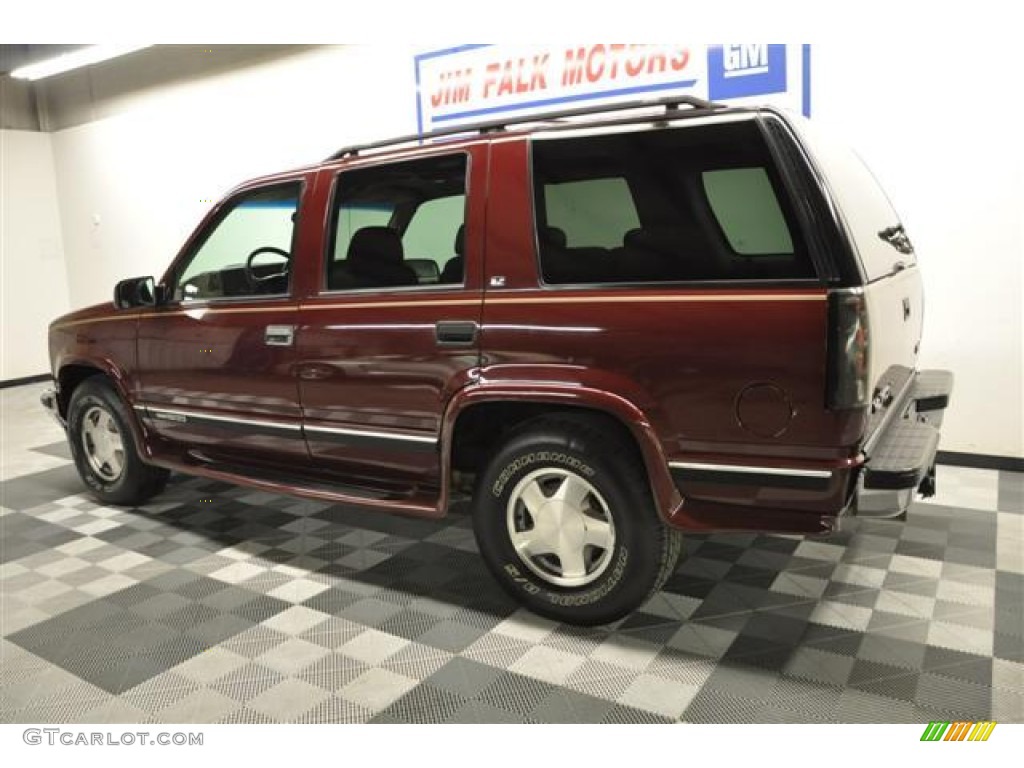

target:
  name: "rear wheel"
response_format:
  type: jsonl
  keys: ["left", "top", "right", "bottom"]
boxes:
{"left": 67, "top": 377, "right": 169, "bottom": 505}
{"left": 472, "top": 415, "right": 682, "bottom": 626}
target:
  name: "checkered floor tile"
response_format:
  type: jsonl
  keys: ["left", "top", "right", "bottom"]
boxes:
{"left": 1, "top": 385, "right": 1021, "bottom": 723}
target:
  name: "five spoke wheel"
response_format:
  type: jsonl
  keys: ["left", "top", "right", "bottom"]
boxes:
{"left": 80, "top": 405, "right": 125, "bottom": 482}
{"left": 506, "top": 468, "right": 616, "bottom": 588}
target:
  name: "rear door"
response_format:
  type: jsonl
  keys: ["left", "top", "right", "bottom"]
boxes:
{"left": 295, "top": 148, "right": 486, "bottom": 483}
{"left": 792, "top": 116, "right": 924, "bottom": 428}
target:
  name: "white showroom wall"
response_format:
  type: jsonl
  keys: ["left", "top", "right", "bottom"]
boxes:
{"left": 38, "top": 43, "right": 1024, "bottom": 459}
{"left": 49, "top": 46, "right": 418, "bottom": 308}
{"left": 0, "top": 129, "right": 71, "bottom": 380}
{"left": 810, "top": 44, "right": 1022, "bottom": 460}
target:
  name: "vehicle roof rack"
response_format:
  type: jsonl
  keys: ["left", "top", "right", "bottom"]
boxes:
{"left": 328, "top": 94, "right": 726, "bottom": 161}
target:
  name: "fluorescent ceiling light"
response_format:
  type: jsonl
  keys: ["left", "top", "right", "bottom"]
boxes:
{"left": 10, "top": 44, "right": 152, "bottom": 81}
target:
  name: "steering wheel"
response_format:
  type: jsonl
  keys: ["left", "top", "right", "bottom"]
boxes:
{"left": 244, "top": 246, "right": 291, "bottom": 290}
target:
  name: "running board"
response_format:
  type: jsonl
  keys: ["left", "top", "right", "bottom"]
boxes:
{"left": 148, "top": 454, "right": 443, "bottom": 519}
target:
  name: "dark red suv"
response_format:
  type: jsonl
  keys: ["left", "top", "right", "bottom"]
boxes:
{"left": 43, "top": 97, "right": 952, "bottom": 625}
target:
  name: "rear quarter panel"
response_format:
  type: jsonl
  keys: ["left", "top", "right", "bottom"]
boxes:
{"left": 480, "top": 137, "right": 861, "bottom": 523}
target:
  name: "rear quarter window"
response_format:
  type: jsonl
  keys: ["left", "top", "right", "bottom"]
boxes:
{"left": 530, "top": 119, "right": 816, "bottom": 286}
{"left": 702, "top": 168, "right": 794, "bottom": 255}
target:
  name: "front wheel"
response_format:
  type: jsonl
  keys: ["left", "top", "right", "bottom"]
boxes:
{"left": 67, "top": 377, "right": 169, "bottom": 506}
{"left": 472, "top": 416, "right": 682, "bottom": 626}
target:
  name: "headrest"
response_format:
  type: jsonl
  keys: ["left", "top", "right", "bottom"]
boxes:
{"left": 406, "top": 258, "right": 440, "bottom": 283}
{"left": 454, "top": 224, "right": 466, "bottom": 256}
{"left": 623, "top": 228, "right": 647, "bottom": 248}
{"left": 624, "top": 226, "right": 699, "bottom": 254}
{"left": 347, "top": 226, "right": 403, "bottom": 264}
{"left": 541, "top": 226, "right": 567, "bottom": 249}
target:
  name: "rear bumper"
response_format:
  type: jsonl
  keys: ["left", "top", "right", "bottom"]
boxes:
{"left": 664, "top": 369, "right": 953, "bottom": 533}
{"left": 40, "top": 387, "right": 66, "bottom": 429}
{"left": 854, "top": 369, "right": 953, "bottom": 517}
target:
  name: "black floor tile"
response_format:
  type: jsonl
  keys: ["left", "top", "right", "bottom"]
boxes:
{"left": 2, "top": 419, "right": 1019, "bottom": 724}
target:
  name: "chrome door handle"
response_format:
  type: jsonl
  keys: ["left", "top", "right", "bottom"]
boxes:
{"left": 435, "top": 320, "right": 478, "bottom": 346}
{"left": 265, "top": 325, "right": 295, "bottom": 346}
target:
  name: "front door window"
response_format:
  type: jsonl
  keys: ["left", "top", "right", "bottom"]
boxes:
{"left": 174, "top": 184, "right": 301, "bottom": 302}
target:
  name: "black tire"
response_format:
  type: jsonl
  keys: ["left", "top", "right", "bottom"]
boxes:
{"left": 67, "top": 376, "right": 169, "bottom": 506}
{"left": 471, "top": 415, "right": 682, "bottom": 626}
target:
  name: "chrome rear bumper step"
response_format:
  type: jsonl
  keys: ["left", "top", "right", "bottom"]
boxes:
{"left": 863, "top": 420, "right": 941, "bottom": 490}
{"left": 861, "top": 367, "right": 953, "bottom": 494}
{"left": 912, "top": 369, "right": 954, "bottom": 412}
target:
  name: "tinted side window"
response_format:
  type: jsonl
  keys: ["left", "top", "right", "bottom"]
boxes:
{"left": 531, "top": 120, "right": 814, "bottom": 285}
{"left": 326, "top": 155, "right": 467, "bottom": 291}
{"left": 545, "top": 178, "right": 640, "bottom": 248}
{"left": 175, "top": 184, "right": 300, "bottom": 301}
{"left": 702, "top": 168, "right": 794, "bottom": 255}
{"left": 402, "top": 194, "right": 466, "bottom": 280}
{"left": 336, "top": 204, "right": 393, "bottom": 253}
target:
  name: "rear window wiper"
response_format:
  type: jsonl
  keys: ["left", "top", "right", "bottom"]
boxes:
{"left": 878, "top": 223, "right": 915, "bottom": 256}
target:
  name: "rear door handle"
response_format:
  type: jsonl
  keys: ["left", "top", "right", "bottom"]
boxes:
{"left": 265, "top": 324, "right": 295, "bottom": 346}
{"left": 435, "top": 320, "right": 478, "bottom": 346}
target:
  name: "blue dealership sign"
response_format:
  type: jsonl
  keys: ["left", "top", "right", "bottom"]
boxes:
{"left": 415, "top": 44, "right": 812, "bottom": 135}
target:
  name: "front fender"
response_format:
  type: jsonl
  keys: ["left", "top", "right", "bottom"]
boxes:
{"left": 50, "top": 311, "right": 151, "bottom": 460}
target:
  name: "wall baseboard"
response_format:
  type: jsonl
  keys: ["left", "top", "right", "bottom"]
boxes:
{"left": 0, "top": 373, "right": 50, "bottom": 390}
{"left": 937, "top": 450, "right": 1024, "bottom": 473}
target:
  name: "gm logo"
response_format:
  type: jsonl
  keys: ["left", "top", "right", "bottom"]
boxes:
{"left": 707, "top": 44, "right": 787, "bottom": 100}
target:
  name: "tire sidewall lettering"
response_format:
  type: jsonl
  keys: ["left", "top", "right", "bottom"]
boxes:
{"left": 546, "top": 547, "right": 628, "bottom": 607}
{"left": 491, "top": 451, "right": 595, "bottom": 497}
{"left": 502, "top": 563, "right": 541, "bottom": 594}
{"left": 499, "top": 546, "right": 629, "bottom": 607}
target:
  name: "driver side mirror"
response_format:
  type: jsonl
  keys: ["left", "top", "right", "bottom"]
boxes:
{"left": 114, "top": 276, "right": 164, "bottom": 309}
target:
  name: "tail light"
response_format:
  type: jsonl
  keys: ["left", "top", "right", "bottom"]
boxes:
{"left": 827, "top": 289, "right": 869, "bottom": 409}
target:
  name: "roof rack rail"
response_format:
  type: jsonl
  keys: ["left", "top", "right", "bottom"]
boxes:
{"left": 327, "top": 94, "right": 725, "bottom": 161}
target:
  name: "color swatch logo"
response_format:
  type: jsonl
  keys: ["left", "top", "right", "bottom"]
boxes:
{"left": 920, "top": 721, "right": 996, "bottom": 741}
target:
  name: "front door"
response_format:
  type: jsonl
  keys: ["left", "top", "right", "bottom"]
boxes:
{"left": 135, "top": 180, "right": 310, "bottom": 463}
{"left": 296, "top": 150, "right": 485, "bottom": 483}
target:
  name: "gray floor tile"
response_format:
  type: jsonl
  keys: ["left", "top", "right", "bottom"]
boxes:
{"left": 1, "top": 466, "right": 85, "bottom": 512}
{"left": 445, "top": 700, "right": 527, "bottom": 723}
{"left": 424, "top": 657, "right": 507, "bottom": 698}
{"left": 1, "top": 388, "right": 1017, "bottom": 724}
{"left": 530, "top": 688, "right": 615, "bottom": 723}
{"left": 374, "top": 682, "right": 466, "bottom": 723}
